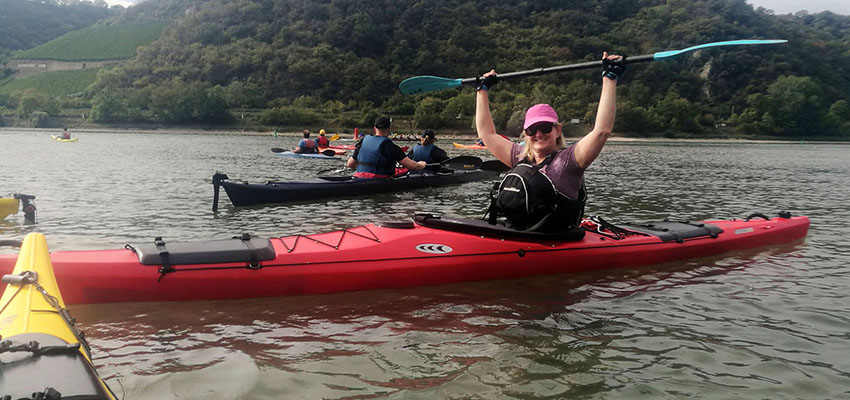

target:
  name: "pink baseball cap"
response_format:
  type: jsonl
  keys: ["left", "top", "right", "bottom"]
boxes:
{"left": 523, "top": 104, "right": 559, "bottom": 130}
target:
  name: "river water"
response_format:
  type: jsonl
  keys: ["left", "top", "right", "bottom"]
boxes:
{"left": 1, "top": 129, "right": 848, "bottom": 399}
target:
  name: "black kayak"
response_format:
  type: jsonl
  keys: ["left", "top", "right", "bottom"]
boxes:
{"left": 213, "top": 169, "right": 497, "bottom": 208}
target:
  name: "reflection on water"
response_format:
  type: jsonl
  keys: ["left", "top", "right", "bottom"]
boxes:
{"left": 2, "top": 130, "right": 850, "bottom": 398}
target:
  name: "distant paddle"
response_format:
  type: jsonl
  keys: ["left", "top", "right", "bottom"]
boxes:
{"left": 399, "top": 39, "right": 788, "bottom": 94}
{"left": 271, "top": 147, "right": 336, "bottom": 157}
{"left": 330, "top": 134, "right": 341, "bottom": 141}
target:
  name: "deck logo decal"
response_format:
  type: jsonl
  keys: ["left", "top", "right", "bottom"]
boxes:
{"left": 416, "top": 244, "right": 453, "bottom": 254}
{"left": 734, "top": 227, "right": 754, "bottom": 234}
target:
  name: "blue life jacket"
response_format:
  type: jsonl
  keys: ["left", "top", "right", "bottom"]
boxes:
{"left": 356, "top": 135, "right": 395, "bottom": 176}
{"left": 411, "top": 144, "right": 435, "bottom": 163}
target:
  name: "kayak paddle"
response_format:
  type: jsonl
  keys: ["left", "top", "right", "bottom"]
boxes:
{"left": 399, "top": 39, "right": 788, "bottom": 95}
{"left": 480, "top": 160, "right": 510, "bottom": 172}
{"left": 317, "top": 168, "right": 354, "bottom": 181}
{"left": 429, "top": 155, "right": 482, "bottom": 171}
{"left": 271, "top": 147, "right": 337, "bottom": 157}
{"left": 330, "top": 134, "right": 341, "bottom": 141}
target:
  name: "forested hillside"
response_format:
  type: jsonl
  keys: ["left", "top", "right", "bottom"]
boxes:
{"left": 0, "top": 0, "right": 114, "bottom": 53}
{"left": 5, "top": 0, "right": 850, "bottom": 138}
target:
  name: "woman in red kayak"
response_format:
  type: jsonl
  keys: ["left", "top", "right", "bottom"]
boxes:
{"left": 475, "top": 52, "right": 624, "bottom": 232}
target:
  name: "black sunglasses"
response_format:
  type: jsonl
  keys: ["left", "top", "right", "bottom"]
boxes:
{"left": 525, "top": 122, "right": 554, "bottom": 136}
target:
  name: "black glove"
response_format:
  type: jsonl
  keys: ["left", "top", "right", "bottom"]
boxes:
{"left": 601, "top": 57, "right": 626, "bottom": 81}
{"left": 477, "top": 74, "right": 498, "bottom": 91}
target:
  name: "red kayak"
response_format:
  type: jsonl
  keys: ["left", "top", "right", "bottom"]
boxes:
{"left": 0, "top": 213, "right": 809, "bottom": 305}
{"left": 325, "top": 144, "right": 356, "bottom": 151}
{"left": 453, "top": 142, "right": 487, "bottom": 149}
{"left": 317, "top": 147, "right": 347, "bottom": 155}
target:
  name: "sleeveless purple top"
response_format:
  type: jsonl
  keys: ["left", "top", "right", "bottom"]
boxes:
{"left": 510, "top": 143, "right": 585, "bottom": 200}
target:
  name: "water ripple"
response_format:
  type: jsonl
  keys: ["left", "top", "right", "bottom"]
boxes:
{"left": 4, "top": 131, "right": 850, "bottom": 398}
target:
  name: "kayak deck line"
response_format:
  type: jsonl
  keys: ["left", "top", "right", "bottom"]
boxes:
{"left": 125, "top": 215, "right": 781, "bottom": 272}
{"left": 278, "top": 224, "right": 382, "bottom": 252}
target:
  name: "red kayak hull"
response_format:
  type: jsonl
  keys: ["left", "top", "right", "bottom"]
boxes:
{"left": 326, "top": 144, "right": 356, "bottom": 151}
{"left": 453, "top": 142, "right": 487, "bottom": 149}
{"left": 0, "top": 216, "right": 809, "bottom": 305}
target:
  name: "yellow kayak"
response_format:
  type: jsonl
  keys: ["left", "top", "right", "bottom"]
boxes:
{"left": 0, "top": 233, "right": 116, "bottom": 399}
{"left": 0, "top": 197, "right": 18, "bottom": 219}
{"left": 0, "top": 194, "right": 36, "bottom": 221}
{"left": 51, "top": 135, "right": 78, "bottom": 142}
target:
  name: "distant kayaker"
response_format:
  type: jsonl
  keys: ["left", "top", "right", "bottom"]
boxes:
{"left": 407, "top": 129, "right": 448, "bottom": 172}
{"left": 292, "top": 130, "right": 319, "bottom": 153}
{"left": 475, "top": 52, "right": 624, "bottom": 233}
{"left": 316, "top": 129, "right": 331, "bottom": 147}
{"left": 61, "top": 128, "right": 71, "bottom": 140}
{"left": 346, "top": 116, "right": 426, "bottom": 178}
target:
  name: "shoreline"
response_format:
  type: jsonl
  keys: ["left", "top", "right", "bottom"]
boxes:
{"left": 2, "top": 126, "right": 847, "bottom": 144}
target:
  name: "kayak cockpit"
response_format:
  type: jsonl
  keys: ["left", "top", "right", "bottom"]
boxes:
{"left": 413, "top": 213, "right": 586, "bottom": 241}
{"left": 413, "top": 213, "right": 727, "bottom": 244}
{"left": 0, "top": 333, "right": 111, "bottom": 399}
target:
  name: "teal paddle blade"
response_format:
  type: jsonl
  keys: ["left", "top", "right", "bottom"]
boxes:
{"left": 399, "top": 76, "right": 463, "bottom": 95}
{"left": 652, "top": 39, "right": 788, "bottom": 60}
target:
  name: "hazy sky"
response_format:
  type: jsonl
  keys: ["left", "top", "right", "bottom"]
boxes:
{"left": 747, "top": 0, "right": 850, "bottom": 14}
{"left": 104, "top": 0, "right": 142, "bottom": 7}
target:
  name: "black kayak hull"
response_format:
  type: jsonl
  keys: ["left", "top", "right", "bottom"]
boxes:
{"left": 220, "top": 170, "right": 496, "bottom": 206}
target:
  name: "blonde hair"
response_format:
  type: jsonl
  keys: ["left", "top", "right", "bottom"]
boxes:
{"left": 520, "top": 123, "right": 566, "bottom": 162}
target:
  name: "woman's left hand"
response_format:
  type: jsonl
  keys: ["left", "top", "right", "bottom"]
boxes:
{"left": 601, "top": 52, "right": 625, "bottom": 81}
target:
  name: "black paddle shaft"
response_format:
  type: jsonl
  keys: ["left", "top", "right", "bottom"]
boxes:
{"left": 458, "top": 55, "right": 653, "bottom": 84}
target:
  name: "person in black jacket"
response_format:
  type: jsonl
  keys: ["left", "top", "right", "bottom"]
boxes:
{"left": 407, "top": 129, "right": 449, "bottom": 172}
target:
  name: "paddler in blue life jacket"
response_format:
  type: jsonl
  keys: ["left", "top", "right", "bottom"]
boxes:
{"left": 292, "top": 130, "right": 319, "bottom": 153}
{"left": 475, "top": 52, "right": 624, "bottom": 233}
{"left": 316, "top": 129, "right": 331, "bottom": 147}
{"left": 407, "top": 129, "right": 449, "bottom": 172}
{"left": 346, "top": 116, "right": 426, "bottom": 178}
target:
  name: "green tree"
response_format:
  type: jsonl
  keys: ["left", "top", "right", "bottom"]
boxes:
{"left": 16, "top": 90, "right": 57, "bottom": 119}
{"left": 755, "top": 75, "right": 824, "bottom": 136}
{"left": 824, "top": 99, "right": 850, "bottom": 137}
{"left": 655, "top": 89, "right": 700, "bottom": 133}
{"left": 91, "top": 90, "right": 126, "bottom": 123}
{"left": 414, "top": 97, "right": 447, "bottom": 128}
{"left": 30, "top": 111, "right": 49, "bottom": 128}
